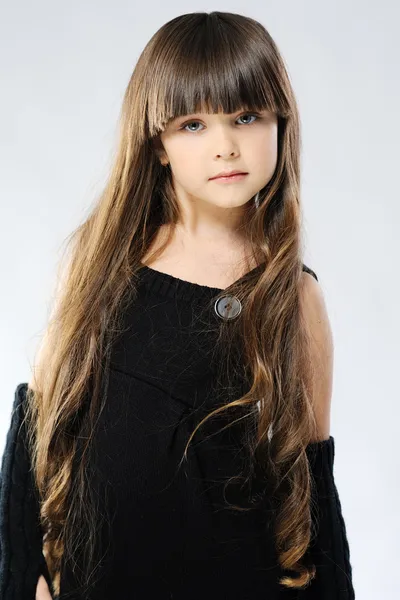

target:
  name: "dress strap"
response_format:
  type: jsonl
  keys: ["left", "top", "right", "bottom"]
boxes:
{"left": 302, "top": 264, "right": 318, "bottom": 282}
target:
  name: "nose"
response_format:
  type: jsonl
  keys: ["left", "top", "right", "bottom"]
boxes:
{"left": 212, "top": 125, "right": 240, "bottom": 159}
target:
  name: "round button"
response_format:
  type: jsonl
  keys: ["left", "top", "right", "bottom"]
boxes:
{"left": 214, "top": 294, "right": 242, "bottom": 320}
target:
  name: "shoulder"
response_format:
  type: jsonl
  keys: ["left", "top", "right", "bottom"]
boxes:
{"left": 1, "top": 384, "right": 29, "bottom": 465}
{"left": 300, "top": 264, "right": 327, "bottom": 322}
{"left": 300, "top": 264, "right": 326, "bottom": 316}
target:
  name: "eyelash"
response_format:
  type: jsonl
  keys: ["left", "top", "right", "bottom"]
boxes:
{"left": 179, "top": 113, "right": 260, "bottom": 132}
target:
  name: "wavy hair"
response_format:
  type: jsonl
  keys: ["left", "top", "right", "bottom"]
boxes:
{"left": 25, "top": 11, "right": 321, "bottom": 598}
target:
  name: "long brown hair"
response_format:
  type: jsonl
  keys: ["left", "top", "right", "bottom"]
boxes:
{"left": 25, "top": 11, "right": 321, "bottom": 597}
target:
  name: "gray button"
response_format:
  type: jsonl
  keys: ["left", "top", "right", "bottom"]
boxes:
{"left": 214, "top": 294, "right": 242, "bottom": 320}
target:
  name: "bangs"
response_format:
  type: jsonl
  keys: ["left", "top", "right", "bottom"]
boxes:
{"left": 145, "top": 13, "right": 291, "bottom": 137}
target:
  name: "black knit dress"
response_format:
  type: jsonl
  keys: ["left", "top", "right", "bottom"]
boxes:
{"left": 0, "top": 263, "right": 355, "bottom": 599}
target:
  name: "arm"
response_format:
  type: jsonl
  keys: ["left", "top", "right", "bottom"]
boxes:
{"left": 294, "top": 271, "right": 355, "bottom": 598}
{"left": 36, "top": 575, "right": 53, "bottom": 600}
{"left": 300, "top": 269, "right": 333, "bottom": 442}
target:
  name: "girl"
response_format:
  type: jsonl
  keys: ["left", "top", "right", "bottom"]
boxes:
{"left": 0, "top": 10, "right": 355, "bottom": 600}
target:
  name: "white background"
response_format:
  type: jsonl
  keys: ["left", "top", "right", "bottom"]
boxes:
{"left": 1, "top": 2, "right": 399, "bottom": 597}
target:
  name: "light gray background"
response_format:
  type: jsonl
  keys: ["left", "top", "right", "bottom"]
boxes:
{"left": 1, "top": 2, "right": 399, "bottom": 597}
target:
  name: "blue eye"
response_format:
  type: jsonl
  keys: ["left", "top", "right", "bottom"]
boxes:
{"left": 181, "top": 113, "right": 259, "bottom": 132}
{"left": 237, "top": 114, "right": 258, "bottom": 125}
{"left": 183, "top": 121, "right": 204, "bottom": 132}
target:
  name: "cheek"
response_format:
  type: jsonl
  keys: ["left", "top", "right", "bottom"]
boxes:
{"left": 269, "top": 133, "right": 278, "bottom": 158}
{"left": 266, "top": 139, "right": 278, "bottom": 169}
{"left": 261, "top": 124, "right": 278, "bottom": 153}
{"left": 249, "top": 133, "right": 278, "bottom": 182}
{"left": 168, "top": 144, "right": 203, "bottom": 176}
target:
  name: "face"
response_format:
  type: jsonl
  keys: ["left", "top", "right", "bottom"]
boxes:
{"left": 157, "top": 108, "right": 278, "bottom": 212}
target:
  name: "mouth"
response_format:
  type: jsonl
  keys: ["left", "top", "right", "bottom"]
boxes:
{"left": 210, "top": 170, "right": 248, "bottom": 179}
{"left": 210, "top": 173, "right": 248, "bottom": 182}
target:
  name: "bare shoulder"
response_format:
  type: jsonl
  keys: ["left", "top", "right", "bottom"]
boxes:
{"left": 299, "top": 269, "right": 329, "bottom": 321}
{"left": 299, "top": 270, "right": 334, "bottom": 442}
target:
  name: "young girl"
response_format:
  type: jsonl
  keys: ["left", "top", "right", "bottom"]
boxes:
{"left": 0, "top": 10, "right": 355, "bottom": 600}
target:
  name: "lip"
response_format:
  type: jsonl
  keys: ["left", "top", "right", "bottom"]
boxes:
{"left": 210, "top": 173, "right": 248, "bottom": 183}
{"left": 209, "top": 170, "right": 248, "bottom": 180}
